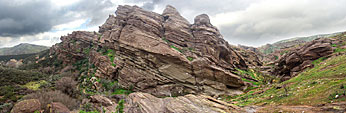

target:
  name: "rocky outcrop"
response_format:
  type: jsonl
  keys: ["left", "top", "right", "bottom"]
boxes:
{"left": 273, "top": 38, "right": 334, "bottom": 80}
{"left": 52, "top": 5, "right": 261, "bottom": 97}
{"left": 5, "top": 59, "right": 23, "bottom": 68}
{"left": 90, "top": 95, "right": 117, "bottom": 113}
{"left": 124, "top": 92, "right": 244, "bottom": 113}
{"left": 11, "top": 99, "right": 41, "bottom": 113}
{"left": 233, "top": 45, "right": 263, "bottom": 68}
{"left": 50, "top": 102, "right": 70, "bottom": 113}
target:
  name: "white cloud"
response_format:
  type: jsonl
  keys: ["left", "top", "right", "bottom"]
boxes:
{"left": 210, "top": 0, "right": 346, "bottom": 46}
{"left": 53, "top": 19, "right": 87, "bottom": 31}
{"left": 51, "top": 0, "right": 81, "bottom": 7}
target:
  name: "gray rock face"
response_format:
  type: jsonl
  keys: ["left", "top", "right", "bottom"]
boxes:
{"left": 124, "top": 92, "right": 244, "bottom": 113}
{"left": 52, "top": 5, "right": 260, "bottom": 97}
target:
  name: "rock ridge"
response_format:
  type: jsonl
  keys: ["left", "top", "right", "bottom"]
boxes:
{"left": 52, "top": 5, "right": 262, "bottom": 97}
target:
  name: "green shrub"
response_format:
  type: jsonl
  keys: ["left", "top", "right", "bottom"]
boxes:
{"left": 274, "top": 55, "right": 279, "bottom": 60}
{"left": 186, "top": 56, "right": 194, "bottom": 61}
{"left": 0, "top": 66, "right": 49, "bottom": 86}
{"left": 113, "top": 89, "right": 133, "bottom": 95}
{"left": 115, "top": 99, "right": 125, "bottom": 113}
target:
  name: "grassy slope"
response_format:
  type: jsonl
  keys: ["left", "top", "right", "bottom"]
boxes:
{"left": 229, "top": 54, "right": 346, "bottom": 106}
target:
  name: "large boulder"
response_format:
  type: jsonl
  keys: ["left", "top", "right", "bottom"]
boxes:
{"left": 50, "top": 102, "right": 70, "bottom": 113}
{"left": 90, "top": 95, "right": 117, "bottom": 113}
{"left": 273, "top": 38, "right": 334, "bottom": 80}
{"left": 124, "top": 92, "right": 244, "bottom": 113}
{"left": 11, "top": 99, "right": 41, "bottom": 113}
{"left": 52, "top": 5, "right": 262, "bottom": 97}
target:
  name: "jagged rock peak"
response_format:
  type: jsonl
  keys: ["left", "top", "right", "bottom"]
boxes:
{"left": 162, "top": 5, "right": 189, "bottom": 24}
{"left": 194, "top": 14, "right": 211, "bottom": 25}
{"left": 163, "top": 5, "right": 180, "bottom": 16}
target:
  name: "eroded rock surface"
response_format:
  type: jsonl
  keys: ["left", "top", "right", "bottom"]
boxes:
{"left": 124, "top": 92, "right": 244, "bottom": 113}
{"left": 51, "top": 5, "right": 261, "bottom": 97}
{"left": 11, "top": 99, "right": 41, "bottom": 113}
{"left": 273, "top": 38, "right": 334, "bottom": 80}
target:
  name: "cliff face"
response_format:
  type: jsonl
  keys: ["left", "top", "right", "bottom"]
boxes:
{"left": 51, "top": 5, "right": 261, "bottom": 97}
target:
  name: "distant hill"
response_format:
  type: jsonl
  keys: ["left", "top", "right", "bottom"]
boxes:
{"left": 258, "top": 32, "right": 342, "bottom": 54}
{"left": 0, "top": 43, "right": 49, "bottom": 56}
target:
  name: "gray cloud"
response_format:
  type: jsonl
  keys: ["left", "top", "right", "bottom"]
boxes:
{"left": 0, "top": 0, "right": 116, "bottom": 47}
{"left": 69, "top": 0, "right": 116, "bottom": 26}
{"left": 0, "top": 0, "right": 115, "bottom": 37}
{"left": 0, "top": 0, "right": 60, "bottom": 37}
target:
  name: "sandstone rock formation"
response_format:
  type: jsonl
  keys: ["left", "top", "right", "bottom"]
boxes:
{"left": 51, "top": 5, "right": 261, "bottom": 97}
{"left": 50, "top": 102, "right": 70, "bottom": 113}
{"left": 273, "top": 38, "right": 334, "bottom": 80}
{"left": 11, "top": 99, "right": 41, "bottom": 113}
{"left": 90, "top": 95, "right": 117, "bottom": 113}
{"left": 124, "top": 92, "right": 244, "bottom": 113}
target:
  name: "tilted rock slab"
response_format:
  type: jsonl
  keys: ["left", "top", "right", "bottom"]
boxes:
{"left": 124, "top": 92, "right": 244, "bottom": 113}
{"left": 52, "top": 5, "right": 257, "bottom": 97}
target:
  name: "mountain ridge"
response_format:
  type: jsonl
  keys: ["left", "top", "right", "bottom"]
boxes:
{"left": 0, "top": 43, "right": 49, "bottom": 56}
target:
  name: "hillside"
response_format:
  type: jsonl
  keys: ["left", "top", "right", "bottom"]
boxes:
{"left": 258, "top": 32, "right": 341, "bottom": 55}
{"left": 0, "top": 43, "right": 49, "bottom": 56}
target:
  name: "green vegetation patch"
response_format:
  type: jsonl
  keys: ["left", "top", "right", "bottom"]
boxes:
{"left": 170, "top": 45, "right": 183, "bottom": 53}
{"left": 229, "top": 55, "right": 346, "bottom": 106}
{"left": 23, "top": 80, "right": 48, "bottom": 90}
{"left": 102, "top": 49, "right": 116, "bottom": 67}
{"left": 116, "top": 99, "right": 125, "bottom": 113}
{"left": 334, "top": 48, "right": 346, "bottom": 53}
{"left": 186, "top": 56, "right": 194, "bottom": 61}
{"left": 311, "top": 57, "right": 327, "bottom": 65}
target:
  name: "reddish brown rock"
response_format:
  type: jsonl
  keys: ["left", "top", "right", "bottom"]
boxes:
{"left": 51, "top": 5, "right": 260, "bottom": 97}
{"left": 273, "top": 38, "right": 334, "bottom": 80}
{"left": 50, "top": 102, "right": 70, "bottom": 113}
{"left": 11, "top": 99, "right": 41, "bottom": 113}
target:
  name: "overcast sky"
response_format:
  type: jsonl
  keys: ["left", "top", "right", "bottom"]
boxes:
{"left": 1, "top": 0, "right": 346, "bottom": 47}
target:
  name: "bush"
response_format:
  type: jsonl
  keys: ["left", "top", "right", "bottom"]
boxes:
{"left": 0, "top": 66, "right": 49, "bottom": 86}
{"left": 115, "top": 99, "right": 125, "bottom": 113}
{"left": 23, "top": 90, "right": 79, "bottom": 111}
{"left": 55, "top": 77, "right": 78, "bottom": 98}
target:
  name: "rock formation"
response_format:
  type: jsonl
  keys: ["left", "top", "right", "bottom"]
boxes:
{"left": 52, "top": 5, "right": 261, "bottom": 97}
{"left": 273, "top": 38, "right": 334, "bottom": 80}
{"left": 11, "top": 99, "right": 41, "bottom": 113}
{"left": 124, "top": 92, "right": 244, "bottom": 113}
